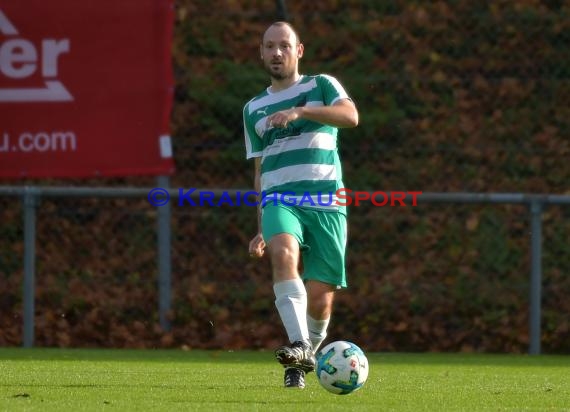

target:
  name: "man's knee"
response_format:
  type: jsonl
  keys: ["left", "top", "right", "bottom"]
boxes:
{"left": 269, "top": 233, "right": 300, "bottom": 280}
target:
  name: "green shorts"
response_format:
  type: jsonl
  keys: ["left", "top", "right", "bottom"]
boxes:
{"left": 261, "top": 203, "right": 348, "bottom": 288}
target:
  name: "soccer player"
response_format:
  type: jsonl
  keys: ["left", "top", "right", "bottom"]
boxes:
{"left": 243, "top": 21, "right": 359, "bottom": 389}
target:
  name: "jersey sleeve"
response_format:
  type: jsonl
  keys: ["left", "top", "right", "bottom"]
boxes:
{"left": 318, "top": 74, "right": 351, "bottom": 106}
{"left": 243, "top": 102, "right": 263, "bottom": 159}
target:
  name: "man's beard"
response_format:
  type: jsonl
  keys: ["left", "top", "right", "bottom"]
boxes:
{"left": 264, "top": 62, "right": 295, "bottom": 81}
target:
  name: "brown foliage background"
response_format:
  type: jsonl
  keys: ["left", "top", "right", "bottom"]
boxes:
{"left": 1, "top": 0, "right": 570, "bottom": 353}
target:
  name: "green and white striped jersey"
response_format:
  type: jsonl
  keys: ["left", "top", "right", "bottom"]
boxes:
{"left": 243, "top": 74, "right": 351, "bottom": 212}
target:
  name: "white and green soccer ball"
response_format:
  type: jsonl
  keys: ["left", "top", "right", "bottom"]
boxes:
{"left": 316, "top": 340, "right": 369, "bottom": 395}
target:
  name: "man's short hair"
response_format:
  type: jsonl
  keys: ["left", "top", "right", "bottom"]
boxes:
{"left": 263, "top": 21, "right": 301, "bottom": 45}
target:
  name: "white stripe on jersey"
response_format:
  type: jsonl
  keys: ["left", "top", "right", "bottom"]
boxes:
{"left": 248, "top": 77, "right": 318, "bottom": 113}
{"left": 262, "top": 132, "right": 337, "bottom": 157}
{"left": 261, "top": 163, "right": 337, "bottom": 192}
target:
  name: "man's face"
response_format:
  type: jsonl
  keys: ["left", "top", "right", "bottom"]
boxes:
{"left": 260, "top": 25, "right": 303, "bottom": 81}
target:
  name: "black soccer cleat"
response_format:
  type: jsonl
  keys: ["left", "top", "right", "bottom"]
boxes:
{"left": 275, "top": 340, "right": 316, "bottom": 373}
{"left": 284, "top": 367, "right": 305, "bottom": 389}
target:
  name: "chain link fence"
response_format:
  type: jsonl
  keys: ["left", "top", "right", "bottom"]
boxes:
{"left": 1, "top": 1, "right": 570, "bottom": 352}
{"left": 2, "top": 188, "right": 569, "bottom": 352}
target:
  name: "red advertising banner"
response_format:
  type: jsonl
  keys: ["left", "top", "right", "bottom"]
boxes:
{"left": 0, "top": 0, "right": 175, "bottom": 178}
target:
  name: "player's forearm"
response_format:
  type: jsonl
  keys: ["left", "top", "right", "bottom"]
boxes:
{"left": 297, "top": 102, "right": 358, "bottom": 128}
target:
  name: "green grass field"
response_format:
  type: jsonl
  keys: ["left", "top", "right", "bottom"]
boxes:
{"left": 0, "top": 348, "right": 569, "bottom": 411}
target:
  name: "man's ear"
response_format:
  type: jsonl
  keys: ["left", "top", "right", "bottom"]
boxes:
{"left": 297, "top": 43, "right": 304, "bottom": 59}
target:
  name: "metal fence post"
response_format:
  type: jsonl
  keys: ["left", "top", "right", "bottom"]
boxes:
{"left": 22, "top": 187, "right": 39, "bottom": 348}
{"left": 156, "top": 176, "right": 172, "bottom": 331}
{"left": 529, "top": 200, "right": 543, "bottom": 355}
{"left": 275, "top": 0, "right": 289, "bottom": 20}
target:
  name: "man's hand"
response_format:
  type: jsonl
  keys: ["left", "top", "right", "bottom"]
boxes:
{"left": 249, "top": 233, "right": 266, "bottom": 258}
{"left": 266, "top": 108, "right": 300, "bottom": 129}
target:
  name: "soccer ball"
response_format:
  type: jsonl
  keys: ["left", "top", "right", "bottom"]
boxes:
{"left": 316, "top": 340, "right": 369, "bottom": 395}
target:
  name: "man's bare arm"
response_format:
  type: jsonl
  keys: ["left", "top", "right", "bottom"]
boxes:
{"left": 267, "top": 99, "right": 358, "bottom": 129}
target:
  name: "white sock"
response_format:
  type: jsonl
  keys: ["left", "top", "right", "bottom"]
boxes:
{"left": 307, "top": 314, "right": 330, "bottom": 353}
{"left": 274, "top": 279, "right": 309, "bottom": 343}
